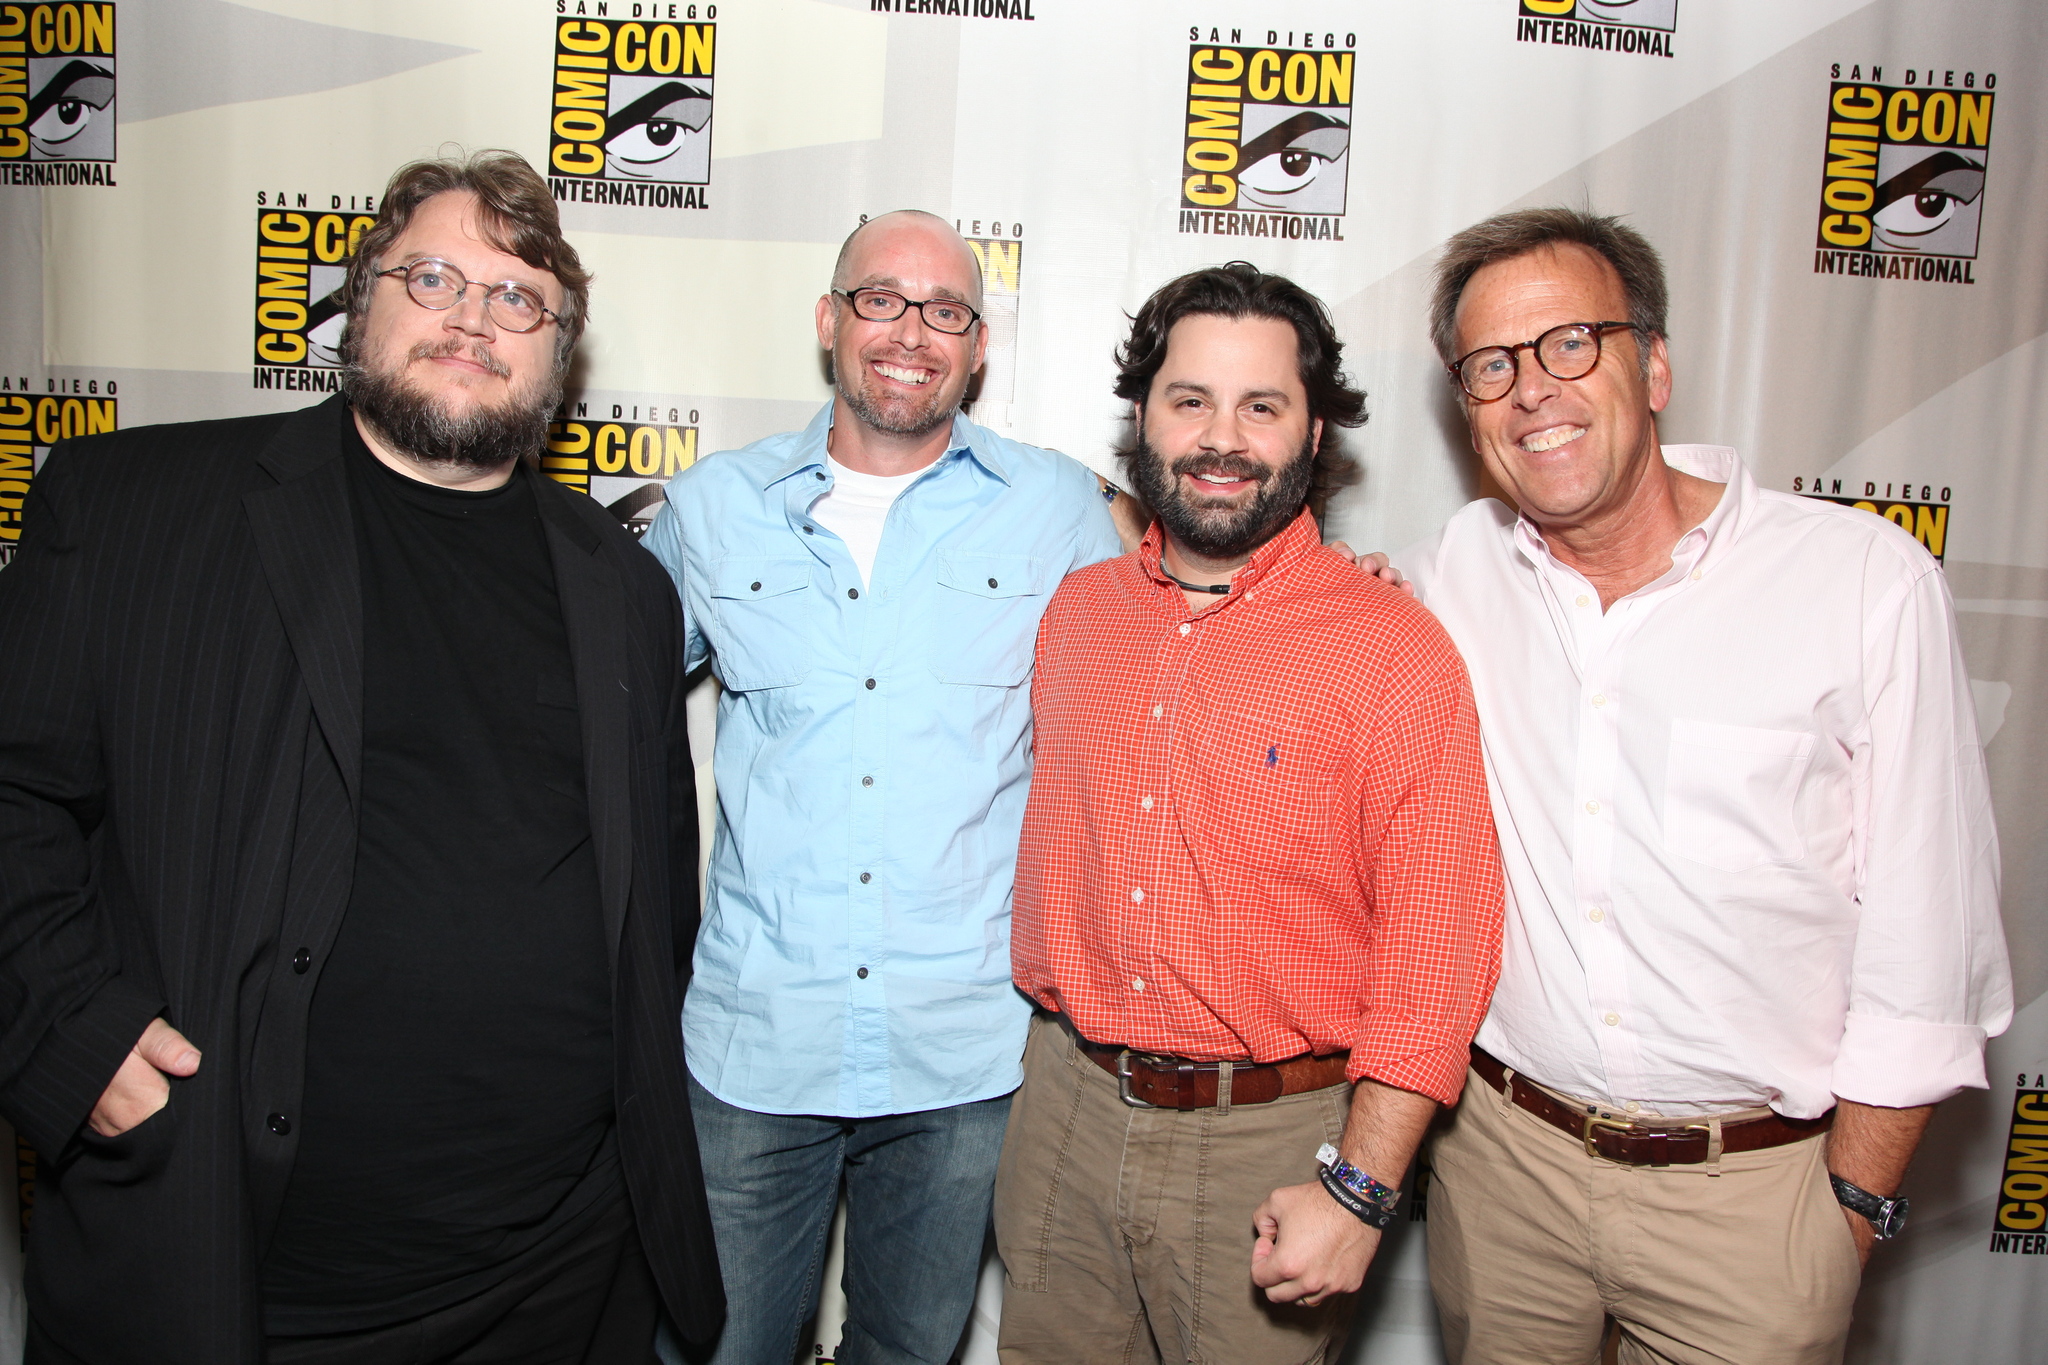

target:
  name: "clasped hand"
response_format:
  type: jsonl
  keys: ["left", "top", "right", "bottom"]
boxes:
{"left": 1250, "top": 1180, "right": 1382, "bottom": 1308}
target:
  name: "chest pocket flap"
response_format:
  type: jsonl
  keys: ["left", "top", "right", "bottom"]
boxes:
{"left": 708, "top": 558, "right": 813, "bottom": 690}
{"left": 931, "top": 554, "right": 1047, "bottom": 687}
{"left": 936, "top": 554, "right": 1044, "bottom": 599}
{"left": 712, "top": 558, "right": 811, "bottom": 601}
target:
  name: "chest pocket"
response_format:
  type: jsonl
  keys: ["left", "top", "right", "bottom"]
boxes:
{"left": 709, "top": 558, "right": 814, "bottom": 691}
{"left": 929, "top": 553, "right": 1047, "bottom": 687}
{"left": 1661, "top": 718, "right": 1814, "bottom": 871}
{"left": 1177, "top": 716, "right": 1344, "bottom": 868}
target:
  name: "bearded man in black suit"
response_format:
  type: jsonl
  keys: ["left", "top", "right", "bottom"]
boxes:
{"left": 0, "top": 149, "right": 722, "bottom": 1365}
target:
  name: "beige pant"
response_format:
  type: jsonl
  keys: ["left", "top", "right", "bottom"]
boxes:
{"left": 1426, "top": 1067, "right": 1861, "bottom": 1365}
{"left": 993, "top": 1015, "right": 1356, "bottom": 1364}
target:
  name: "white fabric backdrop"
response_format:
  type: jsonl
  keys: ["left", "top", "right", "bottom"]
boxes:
{"left": 1, "top": 2, "right": 2043, "bottom": 1360}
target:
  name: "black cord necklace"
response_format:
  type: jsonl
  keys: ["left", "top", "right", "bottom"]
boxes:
{"left": 1162, "top": 569, "right": 1232, "bottom": 595}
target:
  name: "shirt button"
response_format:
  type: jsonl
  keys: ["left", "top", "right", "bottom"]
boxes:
{"left": 859, "top": 871, "right": 872, "bottom": 884}
{"left": 1139, "top": 795, "right": 1154, "bottom": 811}
{"left": 1625, "top": 1101, "right": 1642, "bottom": 1113}
{"left": 292, "top": 947, "right": 311, "bottom": 974}
{"left": 803, "top": 525, "right": 815, "bottom": 534}
{"left": 1131, "top": 978, "right": 1146, "bottom": 992}
{"left": 267, "top": 1112, "right": 291, "bottom": 1136}
{"left": 1585, "top": 800, "right": 1601, "bottom": 815}
{"left": 1575, "top": 594, "right": 1590, "bottom": 608}
{"left": 857, "top": 967, "right": 869, "bottom": 979}
{"left": 1178, "top": 623, "right": 1191, "bottom": 636}
{"left": 1690, "top": 568, "right": 1703, "bottom": 581}
{"left": 1588, "top": 907, "right": 1605, "bottom": 923}
{"left": 1130, "top": 888, "right": 1144, "bottom": 904}
{"left": 862, "top": 775, "right": 874, "bottom": 787}
{"left": 1151, "top": 704, "right": 1163, "bottom": 718}
{"left": 987, "top": 577, "right": 999, "bottom": 589}
{"left": 847, "top": 588, "right": 859, "bottom": 600}
{"left": 1591, "top": 694, "right": 1606, "bottom": 708}
{"left": 865, "top": 678, "right": 876, "bottom": 690}
{"left": 750, "top": 581, "right": 762, "bottom": 592}
{"left": 1603, "top": 1011, "right": 1621, "bottom": 1027}
{"left": 815, "top": 471, "right": 826, "bottom": 481}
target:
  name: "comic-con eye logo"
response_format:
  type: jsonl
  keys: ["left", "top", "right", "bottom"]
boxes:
{"left": 549, "top": 9, "right": 714, "bottom": 210}
{"left": 1, "top": 4, "right": 116, "bottom": 181}
{"left": 961, "top": 221, "right": 1021, "bottom": 429}
{"left": 1182, "top": 38, "right": 1352, "bottom": 217}
{"left": 251, "top": 200, "right": 377, "bottom": 393}
{"left": 1516, "top": 0, "right": 1677, "bottom": 58}
{"left": 546, "top": 398, "right": 699, "bottom": 536}
{"left": 1815, "top": 67, "right": 1994, "bottom": 283}
{"left": 0, "top": 383, "right": 116, "bottom": 567}
{"left": 1989, "top": 1080, "right": 2048, "bottom": 1255}
{"left": 1793, "top": 476, "right": 1950, "bottom": 563}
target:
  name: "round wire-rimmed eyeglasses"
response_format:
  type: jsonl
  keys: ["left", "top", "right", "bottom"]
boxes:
{"left": 374, "top": 258, "right": 560, "bottom": 334}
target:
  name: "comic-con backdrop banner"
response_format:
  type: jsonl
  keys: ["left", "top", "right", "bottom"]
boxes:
{"left": 1, "top": 1, "right": 2044, "bottom": 1361}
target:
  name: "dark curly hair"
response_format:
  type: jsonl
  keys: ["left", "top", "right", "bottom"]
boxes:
{"left": 1113, "top": 261, "right": 1365, "bottom": 517}
{"left": 339, "top": 149, "right": 592, "bottom": 373}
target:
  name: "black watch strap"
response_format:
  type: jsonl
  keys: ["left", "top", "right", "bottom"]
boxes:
{"left": 1830, "top": 1173, "right": 1910, "bottom": 1239}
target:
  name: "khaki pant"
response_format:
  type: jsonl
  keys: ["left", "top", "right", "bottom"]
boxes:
{"left": 1427, "top": 1067, "right": 1862, "bottom": 1365}
{"left": 993, "top": 1015, "right": 1355, "bottom": 1364}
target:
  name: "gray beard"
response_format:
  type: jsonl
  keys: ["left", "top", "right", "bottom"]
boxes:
{"left": 836, "top": 360, "right": 954, "bottom": 439}
{"left": 1129, "top": 432, "right": 1317, "bottom": 561}
{"left": 343, "top": 341, "right": 559, "bottom": 472}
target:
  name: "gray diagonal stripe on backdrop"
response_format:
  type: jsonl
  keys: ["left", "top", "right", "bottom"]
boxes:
{"left": 117, "top": 0, "right": 475, "bottom": 124}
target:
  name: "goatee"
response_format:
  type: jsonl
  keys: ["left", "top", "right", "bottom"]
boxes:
{"left": 1129, "top": 432, "right": 1317, "bottom": 561}
{"left": 836, "top": 352, "right": 954, "bottom": 440}
{"left": 344, "top": 338, "right": 559, "bottom": 473}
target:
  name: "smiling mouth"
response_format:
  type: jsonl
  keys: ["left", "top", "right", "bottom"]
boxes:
{"left": 1519, "top": 425, "right": 1586, "bottom": 453}
{"left": 1187, "top": 470, "right": 1257, "bottom": 495}
{"left": 872, "top": 361, "right": 933, "bottom": 387}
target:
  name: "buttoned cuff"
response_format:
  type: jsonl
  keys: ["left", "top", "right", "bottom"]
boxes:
{"left": 1831, "top": 1013, "right": 1990, "bottom": 1109}
{"left": 1349, "top": 1038, "right": 1470, "bottom": 1108}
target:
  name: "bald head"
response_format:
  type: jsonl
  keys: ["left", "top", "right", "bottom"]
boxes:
{"left": 832, "top": 209, "right": 985, "bottom": 311}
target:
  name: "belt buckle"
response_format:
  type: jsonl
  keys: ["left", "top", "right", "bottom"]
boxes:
{"left": 1582, "top": 1112, "right": 1637, "bottom": 1159}
{"left": 1115, "top": 1050, "right": 1156, "bottom": 1108}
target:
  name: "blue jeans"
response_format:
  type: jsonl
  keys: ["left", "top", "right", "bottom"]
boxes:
{"left": 660, "top": 1073, "right": 1011, "bottom": 1365}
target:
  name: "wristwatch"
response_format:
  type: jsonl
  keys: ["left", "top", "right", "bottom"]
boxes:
{"left": 1830, "top": 1173, "right": 1910, "bottom": 1239}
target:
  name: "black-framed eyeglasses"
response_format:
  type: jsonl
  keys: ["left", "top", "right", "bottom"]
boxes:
{"left": 374, "top": 258, "right": 560, "bottom": 334}
{"left": 832, "top": 287, "right": 981, "bottom": 335}
{"left": 1449, "top": 321, "right": 1642, "bottom": 402}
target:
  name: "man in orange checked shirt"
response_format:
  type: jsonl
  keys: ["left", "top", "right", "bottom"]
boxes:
{"left": 996, "top": 262, "right": 1505, "bottom": 1365}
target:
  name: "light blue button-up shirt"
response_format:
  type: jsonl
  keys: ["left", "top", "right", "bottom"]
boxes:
{"left": 644, "top": 402, "right": 1122, "bottom": 1117}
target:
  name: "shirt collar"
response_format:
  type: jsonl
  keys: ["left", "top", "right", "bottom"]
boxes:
{"left": 759, "top": 401, "right": 1011, "bottom": 490}
{"left": 1511, "top": 444, "right": 1754, "bottom": 594}
{"left": 1140, "top": 505, "right": 1323, "bottom": 610}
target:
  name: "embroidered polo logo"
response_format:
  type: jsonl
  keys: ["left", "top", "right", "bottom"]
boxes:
{"left": 1266, "top": 744, "right": 1279, "bottom": 766}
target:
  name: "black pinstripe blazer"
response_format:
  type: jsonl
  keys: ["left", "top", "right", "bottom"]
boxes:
{"left": 0, "top": 395, "right": 723, "bottom": 1363}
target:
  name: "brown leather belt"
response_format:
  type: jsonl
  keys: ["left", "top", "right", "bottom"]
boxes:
{"left": 1077, "top": 1037, "right": 1350, "bottom": 1110}
{"left": 1471, "top": 1048, "right": 1832, "bottom": 1166}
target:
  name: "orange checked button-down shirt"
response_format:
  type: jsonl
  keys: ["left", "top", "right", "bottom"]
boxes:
{"left": 1013, "top": 510, "right": 1504, "bottom": 1106}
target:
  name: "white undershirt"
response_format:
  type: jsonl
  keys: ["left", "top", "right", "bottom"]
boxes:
{"left": 808, "top": 454, "right": 926, "bottom": 587}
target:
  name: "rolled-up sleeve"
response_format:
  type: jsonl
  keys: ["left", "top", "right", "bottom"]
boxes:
{"left": 1832, "top": 559, "right": 2010, "bottom": 1108}
{"left": 1352, "top": 642, "right": 1506, "bottom": 1106}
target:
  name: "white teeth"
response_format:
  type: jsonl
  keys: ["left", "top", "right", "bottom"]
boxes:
{"left": 874, "top": 362, "right": 930, "bottom": 386}
{"left": 1196, "top": 473, "right": 1243, "bottom": 484}
{"left": 1520, "top": 425, "right": 1586, "bottom": 453}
